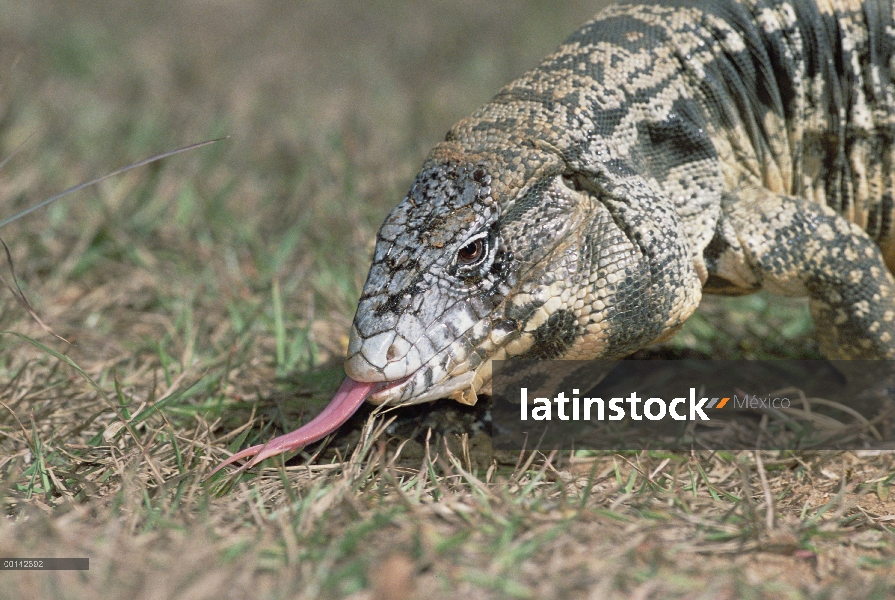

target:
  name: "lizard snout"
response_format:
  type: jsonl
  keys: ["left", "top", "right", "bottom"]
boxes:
{"left": 345, "top": 327, "right": 420, "bottom": 383}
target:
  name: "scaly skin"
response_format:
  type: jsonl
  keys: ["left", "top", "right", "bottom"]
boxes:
{"left": 213, "top": 0, "right": 895, "bottom": 474}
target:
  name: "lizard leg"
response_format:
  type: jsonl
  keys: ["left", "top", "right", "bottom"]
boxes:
{"left": 705, "top": 186, "right": 895, "bottom": 359}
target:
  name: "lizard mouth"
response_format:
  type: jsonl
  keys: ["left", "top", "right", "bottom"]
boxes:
{"left": 366, "top": 374, "right": 415, "bottom": 404}
{"left": 208, "top": 375, "right": 410, "bottom": 476}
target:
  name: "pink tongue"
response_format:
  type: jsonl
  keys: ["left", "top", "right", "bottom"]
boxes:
{"left": 209, "top": 376, "right": 377, "bottom": 476}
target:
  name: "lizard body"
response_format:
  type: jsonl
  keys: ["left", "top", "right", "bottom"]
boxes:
{"left": 213, "top": 0, "right": 895, "bottom": 473}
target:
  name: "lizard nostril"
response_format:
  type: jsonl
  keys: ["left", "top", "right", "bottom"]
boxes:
{"left": 386, "top": 343, "right": 398, "bottom": 362}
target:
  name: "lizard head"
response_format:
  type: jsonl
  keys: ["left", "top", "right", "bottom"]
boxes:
{"left": 211, "top": 157, "right": 512, "bottom": 474}
{"left": 344, "top": 140, "right": 697, "bottom": 408}
{"left": 345, "top": 158, "right": 511, "bottom": 406}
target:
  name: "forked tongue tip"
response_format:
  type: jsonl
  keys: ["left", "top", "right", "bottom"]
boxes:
{"left": 209, "top": 376, "right": 377, "bottom": 477}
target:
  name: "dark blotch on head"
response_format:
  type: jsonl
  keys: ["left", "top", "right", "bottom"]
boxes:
{"left": 520, "top": 309, "right": 580, "bottom": 359}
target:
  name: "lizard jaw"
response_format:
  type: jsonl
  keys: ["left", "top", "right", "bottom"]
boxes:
{"left": 345, "top": 337, "right": 490, "bottom": 406}
{"left": 366, "top": 370, "right": 478, "bottom": 406}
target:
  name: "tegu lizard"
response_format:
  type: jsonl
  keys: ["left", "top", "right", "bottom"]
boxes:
{"left": 211, "top": 0, "right": 895, "bottom": 473}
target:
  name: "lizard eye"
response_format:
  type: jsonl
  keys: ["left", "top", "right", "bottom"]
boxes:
{"left": 458, "top": 239, "right": 484, "bottom": 264}
{"left": 456, "top": 235, "right": 488, "bottom": 267}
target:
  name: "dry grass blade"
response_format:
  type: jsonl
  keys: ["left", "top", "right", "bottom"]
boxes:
{"left": 753, "top": 449, "right": 775, "bottom": 531}
{"left": 0, "top": 137, "right": 224, "bottom": 228}
{"left": 0, "top": 237, "right": 67, "bottom": 342}
{"left": 0, "top": 130, "right": 36, "bottom": 174}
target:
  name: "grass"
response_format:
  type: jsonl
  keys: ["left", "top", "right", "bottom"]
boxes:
{"left": 1, "top": 0, "right": 894, "bottom": 598}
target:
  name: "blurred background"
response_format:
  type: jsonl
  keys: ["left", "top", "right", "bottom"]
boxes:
{"left": 0, "top": 0, "right": 604, "bottom": 373}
